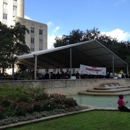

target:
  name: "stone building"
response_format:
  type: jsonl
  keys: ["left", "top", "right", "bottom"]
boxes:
{"left": 0, "top": 0, "right": 47, "bottom": 51}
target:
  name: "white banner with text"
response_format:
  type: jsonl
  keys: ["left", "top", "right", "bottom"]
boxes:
{"left": 80, "top": 64, "right": 106, "bottom": 75}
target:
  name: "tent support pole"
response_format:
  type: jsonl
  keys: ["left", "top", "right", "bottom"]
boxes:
{"left": 34, "top": 55, "right": 37, "bottom": 80}
{"left": 70, "top": 48, "right": 72, "bottom": 78}
{"left": 112, "top": 55, "right": 114, "bottom": 78}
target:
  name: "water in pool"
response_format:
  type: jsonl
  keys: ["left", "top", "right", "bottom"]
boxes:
{"left": 68, "top": 94, "right": 130, "bottom": 108}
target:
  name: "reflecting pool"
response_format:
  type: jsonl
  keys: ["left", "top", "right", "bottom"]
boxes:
{"left": 68, "top": 94, "right": 130, "bottom": 108}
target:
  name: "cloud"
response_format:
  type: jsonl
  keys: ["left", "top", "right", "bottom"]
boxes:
{"left": 47, "top": 22, "right": 54, "bottom": 27}
{"left": 48, "top": 35, "right": 62, "bottom": 49}
{"left": 53, "top": 26, "right": 60, "bottom": 33}
{"left": 48, "top": 35, "right": 56, "bottom": 49}
{"left": 24, "top": 15, "right": 31, "bottom": 20}
{"left": 47, "top": 22, "right": 61, "bottom": 49}
{"left": 101, "top": 29, "right": 130, "bottom": 41}
{"left": 47, "top": 21, "right": 60, "bottom": 33}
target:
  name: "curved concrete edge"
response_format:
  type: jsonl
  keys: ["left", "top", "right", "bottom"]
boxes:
{"left": 84, "top": 105, "right": 118, "bottom": 111}
{"left": 93, "top": 107, "right": 118, "bottom": 111}
{"left": 79, "top": 91, "right": 130, "bottom": 96}
{"left": 0, "top": 106, "right": 119, "bottom": 130}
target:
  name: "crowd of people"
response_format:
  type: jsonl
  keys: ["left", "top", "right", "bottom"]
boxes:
{"left": 36, "top": 71, "right": 80, "bottom": 79}
{"left": 34, "top": 70, "right": 129, "bottom": 80}
{"left": 107, "top": 72, "right": 129, "bottom": 79}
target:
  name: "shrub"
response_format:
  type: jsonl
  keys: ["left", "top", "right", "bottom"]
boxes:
{"left": 5, "top": 100, "right": 17, "bottom": 117}
{"left": 14, "top": 71, "right": 32, "bottom": 80}
{"left": 64, "top": 98, "right": 78, "bottom": 107}
{"left": 34, "top": 92, "right": 49, "bottom": 101}
{"left": 0, "top": 99, "right": 10, "bottom": 107}
{"left": 32, "top": 101, "right": 43, "bottom": 112}
{"left": 43, "top": 100, "right": 56, "bottom": 111}
{"left": 0, "top": 85, "right": 79, "bottom": 121}
{"left": 0, "top": 106, "right": 5, "bottom": 119}
{"left": 15, "top": 102, "right": 29, "bottom": 116}
{"left": 16, "top": 93, "right": 31, "bottom": 102}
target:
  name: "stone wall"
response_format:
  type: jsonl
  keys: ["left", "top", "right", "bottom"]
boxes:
{"left": 0, "top": 78, "right": 130, "bottom": 95}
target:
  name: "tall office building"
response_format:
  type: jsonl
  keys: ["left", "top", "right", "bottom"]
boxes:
{"left": 0, "top": 0, "right": 47, "bottom": 51}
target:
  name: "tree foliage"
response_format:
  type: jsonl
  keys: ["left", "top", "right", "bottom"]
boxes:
{"left": 0, "top": 22, "right": 30, "bottom": 73}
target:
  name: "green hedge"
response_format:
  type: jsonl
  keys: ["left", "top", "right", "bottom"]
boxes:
{"left": 0, "top": 85, "right": 78, "bottom": 119}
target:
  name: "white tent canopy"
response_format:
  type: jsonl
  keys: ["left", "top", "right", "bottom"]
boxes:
{"left": 17, "top": 40, "right": 128, "bottom": 80}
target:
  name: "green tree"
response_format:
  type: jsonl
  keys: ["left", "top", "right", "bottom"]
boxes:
{"left": 82, "top": 27, "right": 100, "bottom": 41}
{"left": 0, "top": 22, "right": 30, "bottom": 75}
{"left": 54, "top": 35, "right": 69, "bottom": 47}
{"left": 54, "top": 28, "right": 101, "bottom": 47}
{"left": 69, "top": 29, "right": 84, "bottom": 43}
{"left": 54, "top": 29, "right": 84, "bottom": 47}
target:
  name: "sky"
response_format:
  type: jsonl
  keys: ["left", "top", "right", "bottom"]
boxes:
{"left": 24, "top": 0, "right": 130, "bottom": 49}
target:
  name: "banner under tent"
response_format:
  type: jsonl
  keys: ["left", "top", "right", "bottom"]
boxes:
{"left": 80, "top": 64, "right": 106, "bottom": 75}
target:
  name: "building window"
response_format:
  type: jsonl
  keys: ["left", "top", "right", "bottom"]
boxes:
{"left": 13, "top": 6, "right": 17, "bottom": 11}
{"left": 13, "top": 6, "right": 17, "bottom": 16}
{"left": 39, "top": 29, "right": 43, "bottom": 35}
{"left": 31, "top": 27, "right": 35, "bottom": 33}
{"left": 31, "top": 42, "right": 35, "bottom": 51}
{"left": 3, "top": 13, "right": 7, "bottom": 19}
{"left": 31, "top": 38, "right": 34, "bottom": 43}
{"left": 39, "top": 39, "right": 43, "bottom": 50}
{"left": 31, "top": 48, "right": 34, "bottom": 52}
{"left": 39, "top": 39, "right": 43, "bottom": 44}
{"left": 3, "top": 3, "right": 7, "bottom": 9}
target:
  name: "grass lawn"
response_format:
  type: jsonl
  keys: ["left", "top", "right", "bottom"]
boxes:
{"left": 6, "top": 110, "right": 130, "bottom": 130}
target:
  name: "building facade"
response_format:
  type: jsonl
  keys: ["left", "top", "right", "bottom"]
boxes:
{"left": 0, "top": 0, "right": 47, "bottom": 51}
